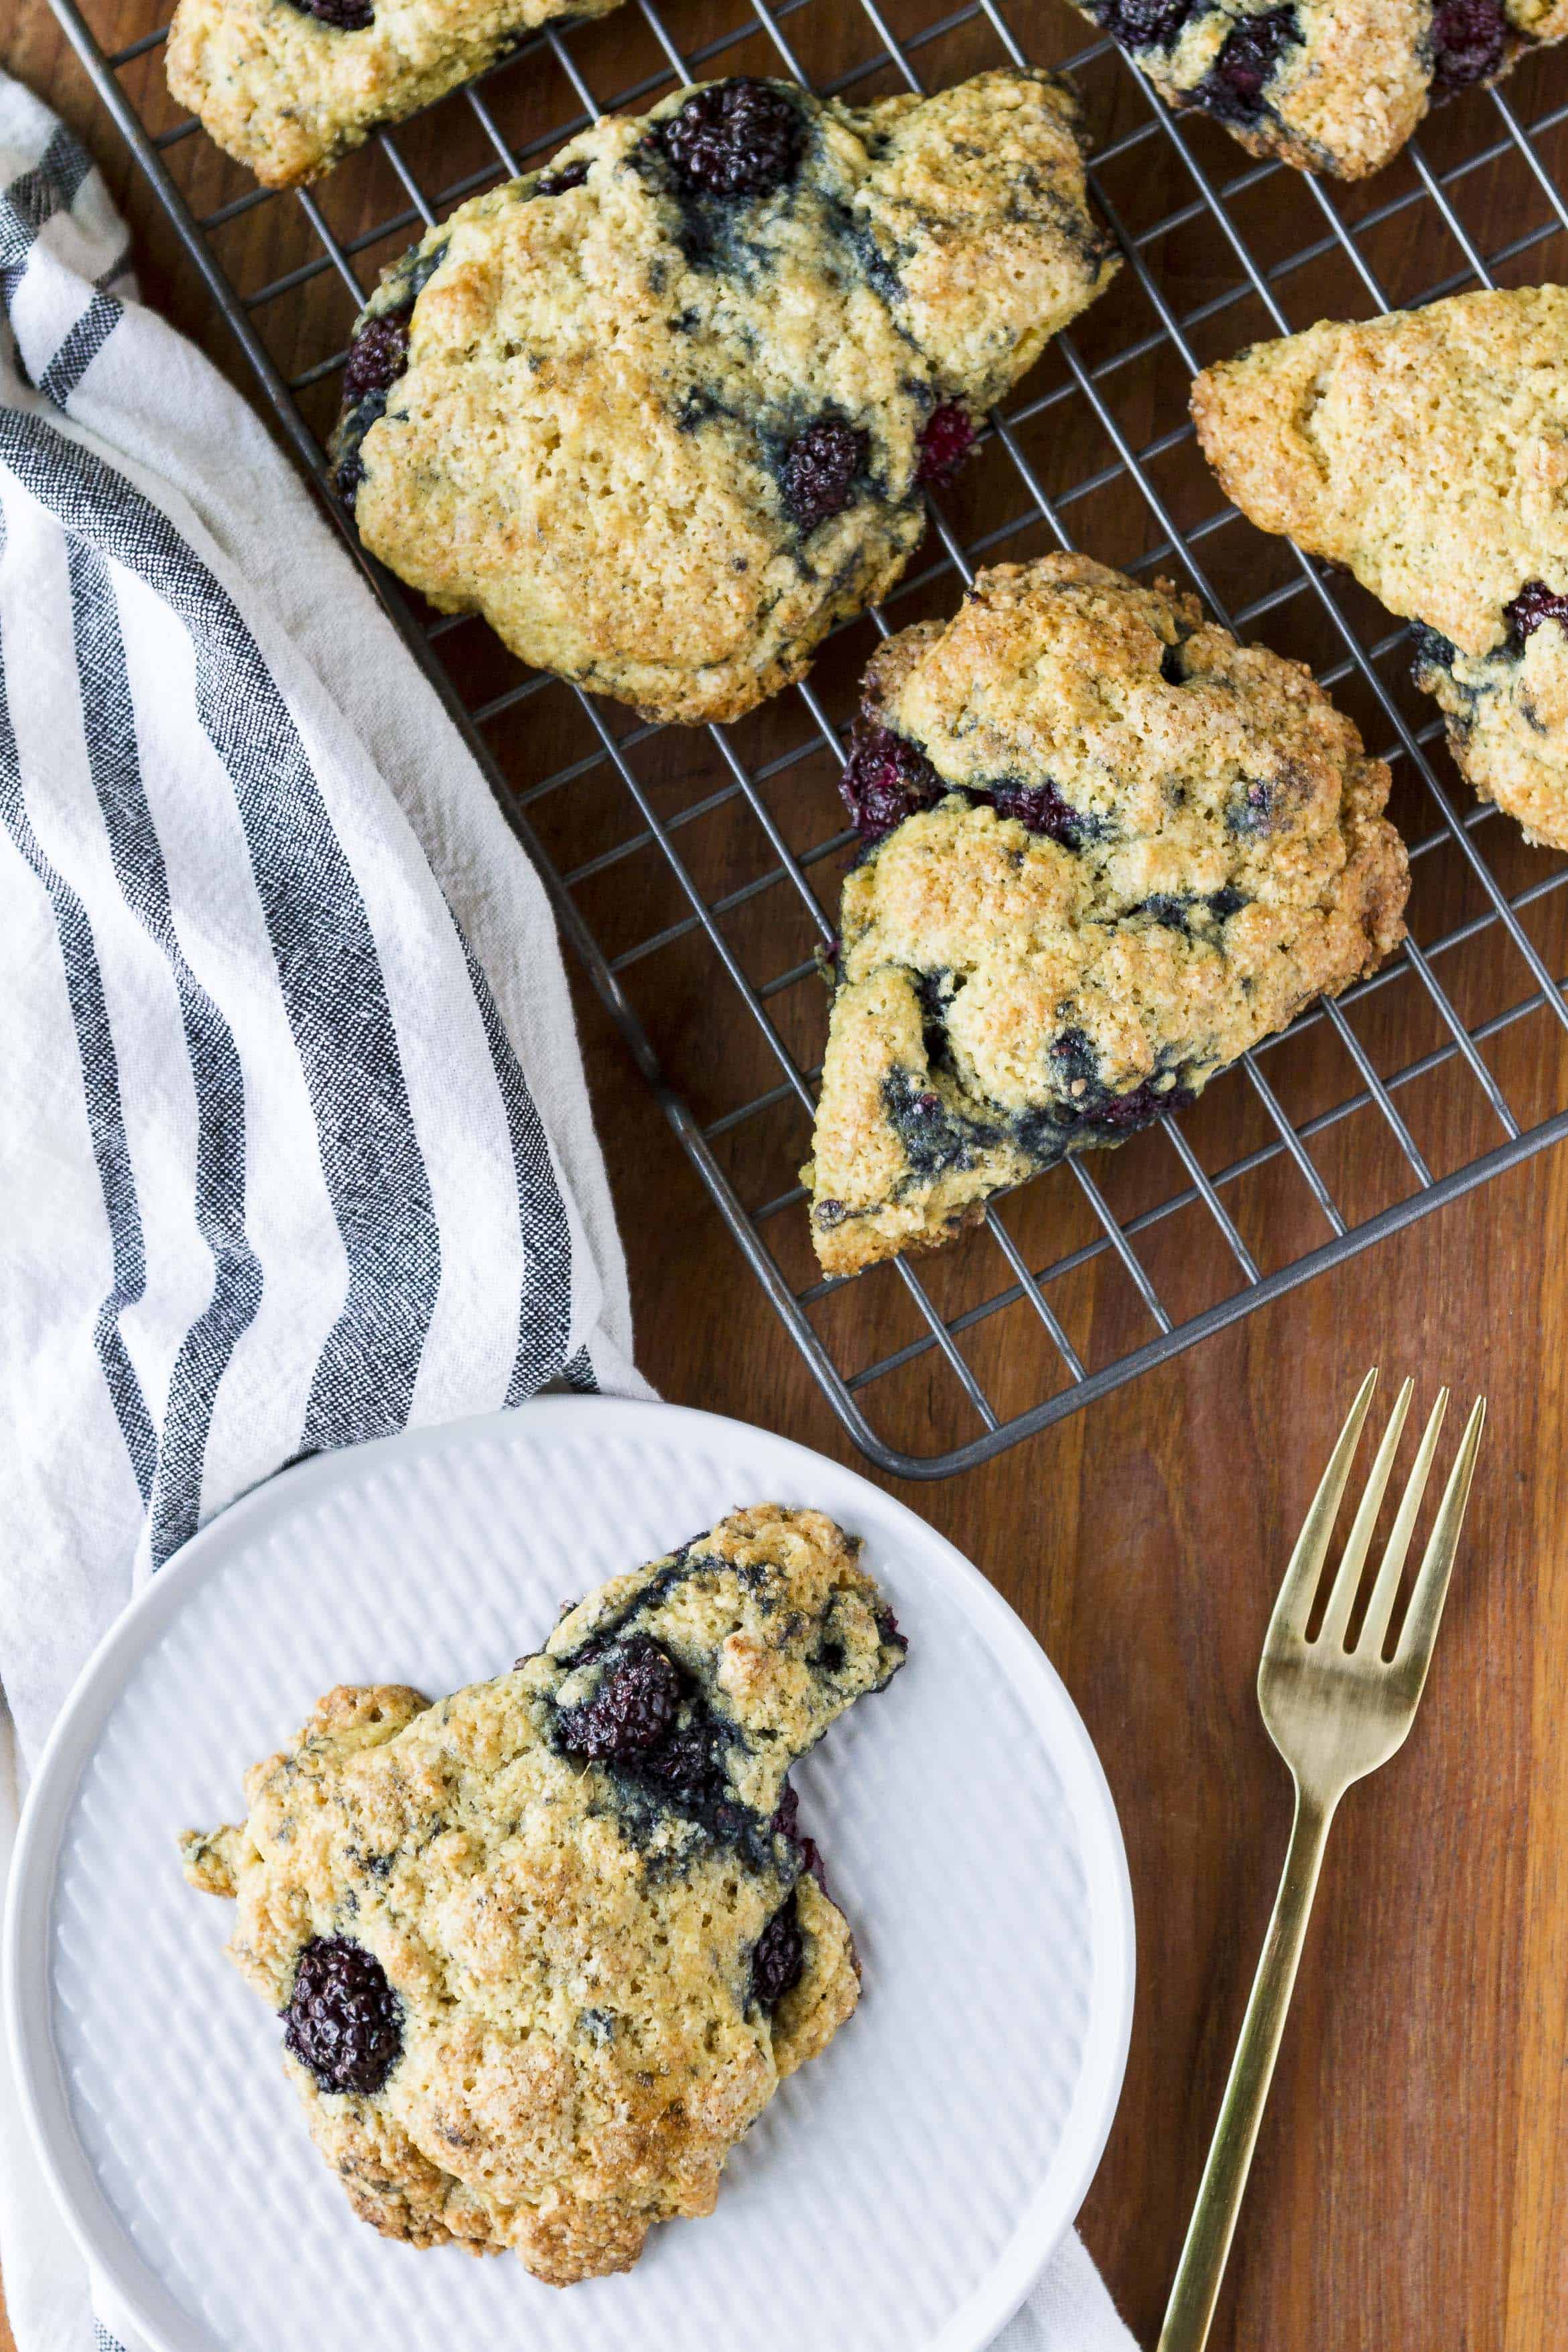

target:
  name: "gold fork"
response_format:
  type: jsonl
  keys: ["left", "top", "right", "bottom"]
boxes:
{"left": 1157, "top": 1366, "right": 1487, "bottom": 2352}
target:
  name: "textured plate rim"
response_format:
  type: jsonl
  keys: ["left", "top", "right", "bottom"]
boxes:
{"left": 5, "top": 1394, "right": 1134, "bottom": 2352}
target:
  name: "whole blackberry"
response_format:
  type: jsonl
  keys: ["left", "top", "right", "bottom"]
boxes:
{"left": 1431, "top": 0, "right": 1510, "bottom": 90}
{"left": 283, "top": 0, "right": 374, "bottom": 27}
{"left": 660, "top": 80, "right": 805, "bottom": 198}
{"left": 915, "top": 403, "right": 976, "bottom": 487}
{"left": 558, "top": 1634, "right": 682, "bottom": 1760}
{"left": 750, "top": 1894, "right": 805, "bottom": 2009}
{"left": 341, "top": 314, "right": 410, "bottom": 407}
{"left": 283, "top": 1937, "right": 402, "bottom": 2095}
{"left": 1198, "top": 7, "right": 1299, "bottom": 119}
{"left": 535, "top": 159, "right": 590, "bottom": 196}
{"left": 1504, "top": 578, "right": 1568, "bottom": 644}
{"left": 781, "top": 419, "right": 868, "bottom": 531}
{"left": 839, "top": 718, "right": 946, "bottom": 844}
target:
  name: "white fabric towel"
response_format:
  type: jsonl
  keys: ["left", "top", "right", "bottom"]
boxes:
{"left": 0, "top": 78, "right": 1135, "bottom": 2352}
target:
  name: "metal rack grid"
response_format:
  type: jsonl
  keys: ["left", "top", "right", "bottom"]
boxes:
{"left": 50, "top": 0, "right": 1568, "bottom": 1475}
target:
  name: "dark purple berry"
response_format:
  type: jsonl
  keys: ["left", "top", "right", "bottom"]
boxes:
{"left": 1197, "top": 7, "right": 1299, "bottom": 120}
{"left": 916, "top": 402, "right": 976, "bottom": 486}
{"left": 774, "top": 1783, "right": 830, "bottom": 1891}
{"left": 558, "top": 1634, "right": 681, "bottom": 1760}
{"left": 1094, "top": 0, "right": 1197, "bottom": 48}
{"left": 341, "top": 314, "right": 410, "bottom": 407}
{"left": 1504, "top": 578, "right": 1568, "bottom": 645}
{"left": 283, "top": 0, "right": 373, "bottom": 26}
{"left": 876, "top": 1606, "right": 906, "bottom": 1651}
{"left": 751, "top": 1894, "right": 805, "bottom": 2008}
{"left": 840, "top": 719, "right": 946, "bottom": 843}
{"left": 660, "top": 79, "right": 804, "bottom": 198}
{"left": 781, "top": 419, "right": 868, "bottom": 530}
{"left": 986, "top": 777, "right": 1090, "bottom": 848}
{"left": 635, "top": 1715, "right": 728, "bottom": 1803}
{"left": 536, "top": 159, "right": 590, "bottom": 196}
{"left": 283, "top": 1937, "right": 401, "bottom": 2095}
{"left": 1431, "top": 0, "right": 1510, "bottom": 90}
{"left": 1228, "top": 777, "right": 1277, "bottom": 835}
{"left": 1092, "top": 1077, "right": 1187, "bottom": 1130}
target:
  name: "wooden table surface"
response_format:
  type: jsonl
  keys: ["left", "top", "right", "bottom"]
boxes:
{"left": 6, "top": 7, "right": 1568, "bottom": 2345}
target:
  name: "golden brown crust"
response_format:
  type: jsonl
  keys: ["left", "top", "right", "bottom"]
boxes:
{"left": 1193, "top": 287, "right": 1568, "bottom": 848}
{"left": 180, "top": 1508, "right": 905, "bottom": 2285}
{"left": 805, "top": 555, "right": 1408, "bottom": 1276}
{"left": 336, "top": 73, "right": 1116, "bottom": 726}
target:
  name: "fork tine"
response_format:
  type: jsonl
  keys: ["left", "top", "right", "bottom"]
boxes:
{"left": 1357, "top": 1388, "right": 1449, "bottom": 1656}
{"left": 1315, "top": 1378, "right": 1415, "bottom": 1649}
{"left": 1267, "top": 1366, "right": 1379, "bottom": 1644}
{"left": 1395, "top": 1396, "right": 1487, "bottom": 1680}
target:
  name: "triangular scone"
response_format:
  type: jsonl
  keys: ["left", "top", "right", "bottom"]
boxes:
{"left": 1193, "top": 287, "right": 1568, "bottom": 850}
{"left": 166, "top": 0, "right": 620, "bottom": 190}
{"left": 180, "top": 1507, "right": 906, "bottom": 2286}
{"left": 329, "top": 72, "right": 1117, "bottom": 725}
{"left": 803, "top": 556, "right": 1408, "bottom": 1277}
{"left": 1064, "top": 0, "right": 1563, "bottom": 180}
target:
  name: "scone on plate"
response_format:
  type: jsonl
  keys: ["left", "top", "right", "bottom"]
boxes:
{"left": 180, "top": 1506, "right": 906, "bottom": 2286}
{"left": 165, "top": 0, "right": 620, "bottom": 190}
{"left": 1192, "top": 287, "right": 1568, "bottom": 850}
{"left": 328, "top": 72, "right": 1118, "bottom": 725}
{"left": 1067, "top": 0, "right": 1558, "bottom": 180}
{"left": 803, "top": 555, "right": 1409, "bottom": 1276}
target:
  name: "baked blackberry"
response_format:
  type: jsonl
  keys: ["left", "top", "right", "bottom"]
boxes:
{"left": 283, "top": 1938, "right": 402, "bottom": 2095}
{"left": 782, "top": 419, "right": 869, "bottom": 531}
{"left": 659, "top": 77, "right": 805, "bottom": 197}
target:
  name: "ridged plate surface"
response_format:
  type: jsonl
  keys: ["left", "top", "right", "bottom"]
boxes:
{"left": 7, "top": 1397, "right": 1132, "bottom": 2352}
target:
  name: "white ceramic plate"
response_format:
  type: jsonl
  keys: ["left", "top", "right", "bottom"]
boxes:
{"left": 5, "top": 1396, "right": 1132, "bottom": 2352}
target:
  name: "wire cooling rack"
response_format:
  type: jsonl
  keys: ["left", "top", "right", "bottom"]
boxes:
{"left": 48, "top": 0, "right": 1568, "bottom": 1475}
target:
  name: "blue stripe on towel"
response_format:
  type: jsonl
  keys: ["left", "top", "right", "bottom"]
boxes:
{"left": 64, "top": 536, "right": 264, "bottom": 1563}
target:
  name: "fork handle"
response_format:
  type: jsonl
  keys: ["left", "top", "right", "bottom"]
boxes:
{"left": 1157, "top": 1782, "right": 1336, "bottom": 2352}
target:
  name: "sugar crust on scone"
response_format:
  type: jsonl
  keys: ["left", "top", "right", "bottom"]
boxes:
{"left": 804, "top": 554, "right": 1409, "bottom": 1276}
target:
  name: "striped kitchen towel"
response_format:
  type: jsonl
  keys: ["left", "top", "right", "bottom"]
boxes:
{"left": 0, "top": 72, "right": 647, "bottom": 2347}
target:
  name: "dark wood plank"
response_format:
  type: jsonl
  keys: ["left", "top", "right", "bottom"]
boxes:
{"left": 5, "top": 6, "right": 1567, "bottom": 2346}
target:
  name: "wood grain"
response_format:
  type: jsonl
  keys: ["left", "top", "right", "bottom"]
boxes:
{"left": 5, "top": 7, "right": 1568, "bottom": 2345}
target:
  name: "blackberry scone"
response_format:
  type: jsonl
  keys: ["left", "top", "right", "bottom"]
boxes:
{"left": 1193, "top": 287, "right": 1568, "bottom": 850}
{"left": 180, "top": 1506, "right": 906, "bottom": 2286}
{"left": 1067, "top": 0, "right": 1559, "bottom": 180}
{"left": 327, "top": 72, "right": 1118, "bottom": 725}
{"left": 804, "top": 555, "right": 1408, "bottom": 1275}
{"left": 165, "top": 0, "right": 620, "bottom": 190}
